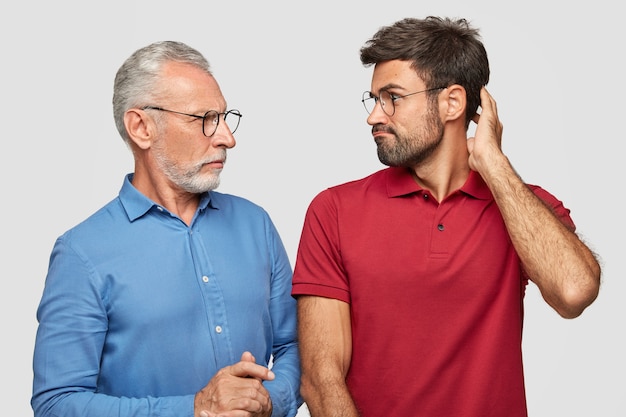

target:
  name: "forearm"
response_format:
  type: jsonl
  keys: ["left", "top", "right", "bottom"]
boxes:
{"left": 297, "top": 296, "right": 359, "bottom": 417}
{"left": 34, "top": 391, "right": 194, "bottom": 417}
{"left": 267, "top": 240, "right": 303, "bottom": 416}
{"left": 482, "top": 156, "right": 600, "bottom": 317}
{"left": 301, "top": 377, "right": 359, "bottom": 417}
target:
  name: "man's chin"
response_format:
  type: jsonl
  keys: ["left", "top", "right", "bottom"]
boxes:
{"left": 183, "top": 175, "right": 221, "bottom": 194}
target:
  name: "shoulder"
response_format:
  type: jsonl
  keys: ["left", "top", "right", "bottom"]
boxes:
{"left": 47, "top": 197, "right": 127, "bottom": 264}
{"left": 300, "top": 169, "right": 392, "bottom": 223}
{"left": 60, "top": 197, "right": 124, "bottom": 239}
{"left": 314, "top": 168, "right": 390, "bottom": 201}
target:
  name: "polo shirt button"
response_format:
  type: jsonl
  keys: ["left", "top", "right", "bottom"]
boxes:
{"left": 437, "top": 224, "right": 444, "bottom": 231}
{"left": 202, "top": 276, "right": 209, "bottom": 283}
{"left": 215, "top": 326, "right": 222, "bottom": 333}
{"left": 423, "top": 194, "right": 428, "bottom": 200}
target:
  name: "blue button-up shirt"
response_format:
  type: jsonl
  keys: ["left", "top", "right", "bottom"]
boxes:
{"left": 32, "top": 174, "right": 302, "bottom": 417}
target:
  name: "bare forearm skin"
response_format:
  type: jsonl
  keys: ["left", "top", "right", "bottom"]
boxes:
{"left": 297, "top": 296, "right": 360, "bottom": 417}
{"left": 300, "top": 377, "right": 359, "bottom": 417}
{"left": 481, "top": 155, "right": 601, "bottom": 318}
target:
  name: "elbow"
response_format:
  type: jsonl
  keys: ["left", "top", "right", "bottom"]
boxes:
{"left": 556, "top": 296, "right": 597, "bottom": 319}
{"left": 299, "top": 371, "right": 319, "bottom": 405}
{"left": 554, "top": 271, "right": 601, "bottom": 319}
{"left": 299, "top": 368, "right": 346, "bottom": 406}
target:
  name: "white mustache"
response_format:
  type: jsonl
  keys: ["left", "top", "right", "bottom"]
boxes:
{"left": 202, "top": 151, "right": 227, "bottom": 165}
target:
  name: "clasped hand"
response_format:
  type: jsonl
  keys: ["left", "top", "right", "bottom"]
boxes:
{"left": 195, "top": 351, "right": 274, "bottom": 417}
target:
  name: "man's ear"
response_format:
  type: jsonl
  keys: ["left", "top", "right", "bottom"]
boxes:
{"left": 440, "top": 84, "right": 466, "bottom": 123}
{"left": 124, "top": 109, "right": 153, "bottom": 150}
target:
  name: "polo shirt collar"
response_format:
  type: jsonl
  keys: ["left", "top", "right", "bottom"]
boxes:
{"left": 119, "top": 173, "right": 216, "bottom": 222}
{"left": 385, "top": 167, "right": 492, "bottom": 200}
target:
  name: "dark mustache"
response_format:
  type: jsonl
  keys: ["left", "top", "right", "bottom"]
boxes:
{"left": 372, "top": 124, "right": 395, "bottom": 135}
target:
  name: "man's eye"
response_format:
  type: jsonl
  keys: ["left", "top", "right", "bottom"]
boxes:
{"left": 389, "top": 94, "right": 401, "bottom": 102}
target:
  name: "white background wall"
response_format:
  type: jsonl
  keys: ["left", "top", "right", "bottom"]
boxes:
{"left": 1, "top": 1, "right": 623, "bottom": 416}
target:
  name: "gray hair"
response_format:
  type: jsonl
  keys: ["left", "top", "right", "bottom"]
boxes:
{"left": 112, "top": 41, "right": 212, "bottom": 144}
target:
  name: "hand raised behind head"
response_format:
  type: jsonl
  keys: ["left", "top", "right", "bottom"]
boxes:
{"left": 195, "top": 351, "right": 274, "bottom": 417}
{"left": 467, "top": 87, "right": 505, "bottom": 173}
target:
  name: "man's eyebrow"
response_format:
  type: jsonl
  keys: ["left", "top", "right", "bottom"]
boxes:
{"left": 378, "top": 83, "right": 407, "bottom": 92}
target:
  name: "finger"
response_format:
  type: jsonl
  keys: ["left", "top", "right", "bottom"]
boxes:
{"left": 211, "top": 409, "right": 262, "bottom": 417}
{"left": 203, "top": 409, "right": 257, "bottom": 417}
{"left": 198, "top": 375, "right": 270, "bottom": 413}
{"left": 211, "top": 382, "right": 271, "bottom": 414}
{"left": 480, "top": 87, "right": 498, "bottom": 117}
{"left": 237, "top": 351, "right": 262, "bottom": 382}
{"left": 229, "top": 360, "right": 275, "bottom": 381}
{"left": 227, "top": 388, "right": 270, "bottom": 412}
{"left": 240, "top": 351, "right": 255, "bottom": 363}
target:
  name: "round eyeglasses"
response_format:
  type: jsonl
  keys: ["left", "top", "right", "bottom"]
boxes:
{"left": 142, "top": 106, "right": 242, "bottom": 137}
{"left": 361, "top": 87, "right": 445, "bottom": 116}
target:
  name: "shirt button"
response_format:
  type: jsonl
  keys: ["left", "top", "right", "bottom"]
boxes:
{"left": 437, "top": 224, "right": 444, "bottom": 231}
{"left": 423, "top": 194, "right": 428, "bottom": 200}
{"left": 215, "top": 326, "right": 223, "bottom": 333}
{"left": 202, "top": 276, "right": 209, "bottom": 283}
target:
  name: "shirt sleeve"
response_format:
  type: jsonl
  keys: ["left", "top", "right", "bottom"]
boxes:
{"left": 529, "top": 184, "right": 575, "bottom": 231}
{"left": 291, "top": 189, "right": 351, "bottom": 303}
{"left": 263, "top": 218, "right": 303, "bottom": 417}
{"left": 31, "top": 237, "right": 196, "bottom": 417}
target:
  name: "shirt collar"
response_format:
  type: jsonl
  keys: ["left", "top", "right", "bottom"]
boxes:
{"left": 119, "top": 174, "right": 216, "bottom": 222}
{"left": 385, "top": 166, "right": 493, "bottom": 200}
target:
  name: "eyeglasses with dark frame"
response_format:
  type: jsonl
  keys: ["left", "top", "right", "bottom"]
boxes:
{"left": 361, "top": 87, "right": 446, "bottom": 116}
{"left": 142, "top": 106, "right": 242, "bottom": 137}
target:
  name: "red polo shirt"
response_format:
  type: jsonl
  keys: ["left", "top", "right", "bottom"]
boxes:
{"left": 292, "top": 167, "right": 573, "bottom": 417}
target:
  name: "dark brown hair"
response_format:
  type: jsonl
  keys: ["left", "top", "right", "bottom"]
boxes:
{"left": 360, "top": 16, "right": 489, "bottom": 126}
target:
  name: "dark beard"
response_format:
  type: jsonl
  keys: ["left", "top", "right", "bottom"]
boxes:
{"left": 376, "top": 108, "right": 444, "bottom": 168}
